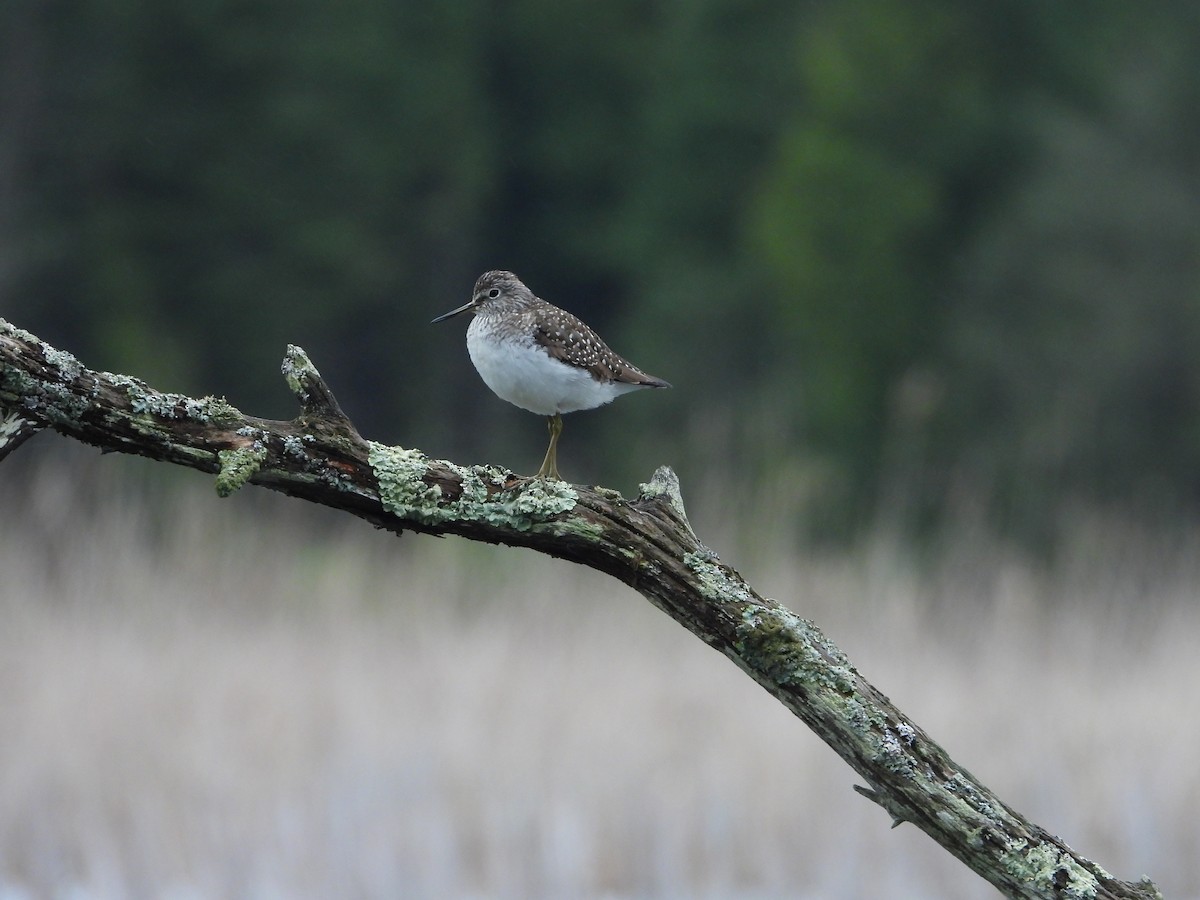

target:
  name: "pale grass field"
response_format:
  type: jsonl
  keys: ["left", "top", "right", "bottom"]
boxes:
{"left": 1, "top": 451, "right": 1197, "bottom": 899}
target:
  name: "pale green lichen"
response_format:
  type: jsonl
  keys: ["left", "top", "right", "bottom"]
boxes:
{"left": 282, "top": 434, "right": 313, "bottom": 459}
{"left": 3, "top": 324, "right": 238, "bottom": 464}
{"left": 275, "top": 432, "right": 356, "bottom": 491}
{"left": 281, "top": 344, "right": 320, "bottom": 404}
{"left": 2, "top": 365, "right": 92, "bottom": 422}
{"left": 118, "top": 377, "right": 239, "bottom": 424}
{"left": 318, "top": 461, "right": 355, "bottom": 492}
{"left": 682, "top": 550, "right": 747, "bottom": 602}
{"left": 503, "top": 475, "right": 579, "bottom": 520}
{"left": 369, "top": 443, "right": 444, "bottom": 515}
{"left": 42, "top": 345, "right": 86, "bottom": 380}
{"left": 876, "top": 726, "right": 918, "bottom": 776}
{"left": 542, "top": 513, "right": 606, "bottom": 542}
{"left": 637, "top": 465, "right": 679, "bottom": 501}
{"left": 0, "top": 318, "right": 38, "bottom": 341}
{"left": 735, "top": 604, "right": 858, "bottom": 696}
{"left": 368, "top": 441, "right": 582, "bottom": 531}
{"left": 846, "top": 700, "right": 928, "bottom": 778}
{"left": 998, "top": 841, "right": 1102, "bottom": 899}
{"left": 1, "top": 322, "right": 85, "bottom": 390}
{"left": 215, "top": 444, "right": 269, "bottom": 497}
{"left": 947, "top": 772, "right": 999, "bottom": 819}
{"left": 638, "top": 465, "right": 694, "bottom": 531}
{"left": 684, "top": 552, "right": 866, "bottom": 700}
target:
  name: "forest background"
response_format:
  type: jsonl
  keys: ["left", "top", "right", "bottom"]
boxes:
{"left": 4, "top": 1, "right": 1199, "bottom": 543}
{"left": 2, "top": 3, "right": 1200, "bottom": 897}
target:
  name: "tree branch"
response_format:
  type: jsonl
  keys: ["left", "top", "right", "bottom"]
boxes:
{"left": 0, "top": 318, "right": 1161, "bottom": 900}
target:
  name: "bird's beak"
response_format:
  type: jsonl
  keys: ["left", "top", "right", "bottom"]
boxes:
{"left": 430, "top": 300, "right": 475, "bottom": 324}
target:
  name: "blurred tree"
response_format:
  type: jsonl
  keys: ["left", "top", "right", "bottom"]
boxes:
{"left": 5, "top": 1, "right": 495, "bottom": 441}
{"left": 744, "top": 0, "right": 1160, "bottom": 536}
{"left": 3, "top": 0, "right": 1199, "bottom": 541}
{"left": 943, "top": 26, "right": 1200, "bottom": 534}
{"left": 601, "top": 0, "right": 807, "bottom": 487}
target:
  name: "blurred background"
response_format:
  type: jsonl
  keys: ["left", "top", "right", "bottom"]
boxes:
{"left": 4, "top": 1, "right": 1199, "bottom": 540}
{"left": 2, "top": 1, "right": 1200, "bottom": 897}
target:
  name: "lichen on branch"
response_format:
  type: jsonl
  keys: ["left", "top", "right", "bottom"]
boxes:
{"left": 0, "top": 317, "right": 1161, "bottom": 900}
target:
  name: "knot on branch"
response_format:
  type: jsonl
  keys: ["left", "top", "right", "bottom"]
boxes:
{"left": 637, "top": 466, "right": 695, "bottom": 537}
{"left": 282, "top": 345, "right": 360, "bottom": 439}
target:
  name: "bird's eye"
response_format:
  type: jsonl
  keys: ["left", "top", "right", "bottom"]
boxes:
{"left": 487, "top": 288, "right": 500, "bottom": 299}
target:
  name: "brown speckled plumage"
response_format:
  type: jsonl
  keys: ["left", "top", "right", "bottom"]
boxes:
{"left": 473, "top": 270, "right": 669, "bottom": 388}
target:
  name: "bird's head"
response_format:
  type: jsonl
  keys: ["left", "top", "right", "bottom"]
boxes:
{"left": 431, "top": 270, "right": 530, "bottom": 323}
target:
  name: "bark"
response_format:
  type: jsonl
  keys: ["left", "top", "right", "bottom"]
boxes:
{"left": 0, "top": 318, "right": 1163, "bottom": 900}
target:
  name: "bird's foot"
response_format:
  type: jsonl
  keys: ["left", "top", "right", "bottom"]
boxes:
{"left": 525, "top": 464, "right": 565, "bottom": 483}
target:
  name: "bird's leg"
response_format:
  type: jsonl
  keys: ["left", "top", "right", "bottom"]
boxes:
{"left": 535, "top": 413, "right": 564, "bottom": 480}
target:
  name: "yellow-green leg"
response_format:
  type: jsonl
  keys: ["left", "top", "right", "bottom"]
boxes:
{"left": 535, "top": 413, "right": 564, "bottom": 480}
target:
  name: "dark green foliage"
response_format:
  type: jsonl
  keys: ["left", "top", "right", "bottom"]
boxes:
{"left": 2, "top": 0, "right": 1198, "bottom": 540}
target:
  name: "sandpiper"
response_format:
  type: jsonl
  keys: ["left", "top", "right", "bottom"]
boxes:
{"left": 432, "top": 270, "right": 670, "bottom": 480}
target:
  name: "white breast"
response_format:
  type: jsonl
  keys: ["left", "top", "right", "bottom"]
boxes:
{"left": 466, "top": 316, "right": 639, "bottom": 415}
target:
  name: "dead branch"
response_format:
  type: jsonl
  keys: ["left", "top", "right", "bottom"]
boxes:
{"left": 0, "top": 318, "right": 1162, "bottom": 900}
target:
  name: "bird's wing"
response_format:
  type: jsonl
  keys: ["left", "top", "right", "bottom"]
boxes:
{"left": 531, "top": 313, "right": 666, "bottom": 387}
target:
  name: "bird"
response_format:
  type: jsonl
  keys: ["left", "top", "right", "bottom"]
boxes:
{"left": 432, "top": 270, "right": 670, "bottom": 481}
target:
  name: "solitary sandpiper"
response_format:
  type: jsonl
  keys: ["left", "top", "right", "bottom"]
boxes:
{"left": 432, "top": 270, "right": 670, "bottom": 481}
